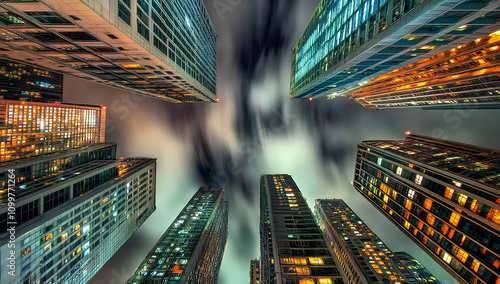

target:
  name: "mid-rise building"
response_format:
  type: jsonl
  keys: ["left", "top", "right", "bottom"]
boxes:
{"left": 126, "top": 187, "right": 228, "bottom": 284}
{"left": 0, "top": 58, "right": 63, "bottom": 103}
{"left": 0, "top": 157, "right": 157, "bottom": 284}
{"left": 0, "top": 0, "right": 217, "bottom": 103}
{"left": 290, "top": 0, "right": 500, "bottom": 101}
{"left": 0, "top": 100, "right": 106, "bottom": 162}
{"left": 353, "top": 133, "right": 500, "bottom": 284}
{"left": 260, "top": 174, "right": 348, "bottom": 284}
{"left": 315, "top": 198, "right": 440, "bottom": 284}
{"left": 348, "top": 30, "right": 500, "bottom": 109}
{"left": 250, "top": 259, "right": 261, "bottom": 284}
{"left": 392, "top": 251, "right": 442, "bottom": 283}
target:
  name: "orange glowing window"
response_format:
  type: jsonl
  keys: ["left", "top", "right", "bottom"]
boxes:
{"left": 448, "top": 229, "right": 455, "bottom": 238}
{"left": 417, "top": 221, "right": 424, "bottom": 230}
{"left": 46, "top": 233, "right": 53, "bottom": 241}
{"left": 441, "top": 223, "right": 450, "bottom": 235}
{"left": 318, "top": 279, "right": 332, "bottom": 284}
{"left": 383, "top": 195, "right": 389, "bottom": 204}
{"left": 76, "top": 247, "right": 81, "bottom": 254}
{"left": 493, "top": 260, "right": 500, "bottom": 269}
{"left": 405, "top": 200, "right": 412, "bottom": 211}
{"left": 444, "top": 187, "right": 454, "bottom": 199}
{"left": 471, "top": 259, "right": 480, "bottom": 273}
{"left": 470, "top": 200, "right": 480, "bottom": 213}
{"left": 392, "top": 191, "right": 397, "bottom": 200}
{"left": 309, "top": 258, "right": 324, "bottom": 265}
{"left": 404, "top": 221, "right": 411, "bottom": 230}
{"left": 404, "top": 211, "right": 410, "bottom": 220}
{"left": 299, "top": 279, "right": 315, "bottom": 284}
{"left": 121, "top": 64, "right": 142, "bottom": 69}
{"left": 172, "top": 261, "right": 183, "bottom": 274}
{"left": 426, "top": 214, "right": 435, "bottom": 226}
{"left": 449, "top": 212, "right": 461, "bottom": 226}
{"left": 455, "top": 248, "right": 469, "bottom": 263}
{"left": 426, "top": 227, "right": 434, "bottom": 236}
{"left": 423, "top": 198, "right": 433, "bottom": 210}
{"left": 487, "top": 208, "right": 500, "bottom": 225}
{"left": 76, "top": 231, "right": 81, "bottom": 237}
{"left": 457, "top": 194, "right": 468, "bottom": 206}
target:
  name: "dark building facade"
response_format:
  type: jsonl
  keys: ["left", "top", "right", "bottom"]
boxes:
{"left": 260, "top": 174, "right": 348, "bottom": 284}
{"left": 353, "top": 133, "right": 500, "bottom": 284}
{"left": 392, "top": 251, "right": 442, "bottom": 283}
{"left": 127, "top": 187, "right": 228, "bottom": 284}
{"left": 290, "top": 0, "right": 500, "bottom": 101}
{"left": 315, "top": 198, "right": 440, "bottom": 284}
{"left": 0, "top": 0, "right": 217, "bottom": 103}
{"left": 0, "top": 58, "right": 63, "bottom": 102}
{"left": 250, "top": 259, "right": 261, "bottom": 284}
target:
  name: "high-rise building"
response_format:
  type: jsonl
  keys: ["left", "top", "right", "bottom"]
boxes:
{"left": 348, "top": 30, "right": 500, "bottom": 109}
{"left": 0, "top": 0, "right": 217, "bottom": 103}
{"left": 0, "top": 157, "right": 157, "bottom": 284}
{"left": 0, "top": 58, "right": 63, "bottom": 103}
{"left": 391, "top": 251, "right": 442, "bottom": 283}
{"left": 250, "top": 259, "right": 261, "bottom": 284}
{"left": 260, "top": 174, "right": 348, "bottom": 284}
{"left": 353, "top": 133, "right": 500, "bottom": 284}
{"left": 126, "top": 187, "right": 228, "bottom": 284}
{"left": 0, "top": 100, "right": 106, "bottom": 162}
{"left": 315, "top": 198, "right": 440, "bottom": 284}
{"left": 290, "top": 0, "right": 500, "bottom": 101}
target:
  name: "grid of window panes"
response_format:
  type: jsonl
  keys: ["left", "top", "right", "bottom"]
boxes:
{"left": 260, "top": 175, "right": 347, "bottom": 284}
{"left": 290, "top": 0, "right": 500, "bottom": 99}
{"left": 0, "top": 101, "right": 104, "bottom": 162}
{"left": 315, "top": 199, "right": 431, "bottom": 283}
{"left": 127, "top": 187, "right": 227, "bottom": 284}
{"left": 0, "top": 58, "right": 63, "bottom": 102}
{"left": 391, "top": 251, "right": 441, "bottom": 283}
{"left": 349, "top": 30, "right": 500, "bottom": 108}
{"left": 0, "top": 159, "right": 156, "bottom": 284}
{"left": 118, "top": 0, "right": 216, "bottom": 96}
{"left": 353, "top": 135, "right": 500, "bottom": 284}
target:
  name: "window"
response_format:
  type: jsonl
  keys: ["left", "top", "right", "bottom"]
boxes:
{"left": 404, "top": 221, "right": 411, "bottom": 229}
{"left": 396, "top": 167, "right": 402, "bottom": 175}
{"left": 426, "top": 214, "right": 435, "bottom": 226}
{"left": 423, "top": 198, "right": 433, "bottom": 210}
{"left": 309, "top": 258, "right": 324, "bottom": 265}
{"left": 408, "top": 189, "right": 415, "bottom": 199}
{"left": 443, "top": 253, "right": 452, "bottom": 264}
{"left": 487, "top": 208, "right": 500, "bottom": 224}
{"left": 449, "top": 212, "right": 461, "bottom": 226}
{"left": 457, "top": 194, "right": 467, "bottom": 206}
{"left": 405, "top": 200, "right": 412, "bottom": 210}
{"left": 471, "top": 259, "right": 480, "bottom": 272}
{"left": 444, "top": 187, "right": 454, "bottom": 199}
{"left": 415, "top": 175, "right": 423, "bottom": 185}
{"left": 455, "top": 248, "right": 468, "bottom": 263}
{"left": 377, "top": 157, "right": 382, "bottom": 165}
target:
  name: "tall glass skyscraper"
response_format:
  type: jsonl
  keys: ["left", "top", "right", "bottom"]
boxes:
{"left": 0, "top": 100, "right": 106, "bottom": 162}
{"left": 290, "top": 0, "right": 500, "bottom": 102}
{"left": 353, "top": 133, "right": 500, "bottom": 284}
{"left": 315, "top": 198, "right": 440, "bottom": 284}
{"left": 0, "top": 0, "right": 217, "bottom": 103}
{"left": 127, "top": 187, "right": 228, "bottom": 284}
{"left": 260, "top": 174, "right": 348, "bottom": 284}
{"left": 391, "top": 251, "right": 443, "bottom": 283}
{"left": 0, "top": 58, "right": 63, "bottom": 103}
{"left": 0, "top": 156, "right": 157, "bottom": 284}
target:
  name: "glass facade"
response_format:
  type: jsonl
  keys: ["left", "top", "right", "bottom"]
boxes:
{"left": 260, "top": 174, "right": 348, "bottom": 284}
{"left": 0, "top": 158, "right": 157, "bottom": 284}
{"left": 250, "top": 259, "right": 261, "bottom": 284}
{"left": 127, "top": 187, "right": 228, "bottom": 284}
{"left": 0, "top": 100, "right": 106, "bottom": 162}
{"left": 0, "top": 58, "right": 63, "bottom": 103}
{"left": 290, "top": 0, "right": 500, "bottom": 100}
{"left": 353, "top": 133, "right": 500, "bottom": 284}
{"left": 315, "top": 199, "right": 439, "bottom": 284}
{"left": 0, "top": 0, "right": 217, "bottom": 103}
{"left": 392, "top": 251, "right": 442, "bottom": 283}
{"left": 349, "top": 30, "right": 500, "bottom": 109}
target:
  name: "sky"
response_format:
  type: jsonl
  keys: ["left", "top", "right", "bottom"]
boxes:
{"left": 57, "top": 1, "right": 500, "bottom": 283}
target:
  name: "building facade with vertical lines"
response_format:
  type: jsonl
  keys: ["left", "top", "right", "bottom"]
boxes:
{"left": 260, "top": 174, "right": 348, "bottom": 284}
{"left": 126, "top": 187, "right": 228, "bottom": 284}
{"left": 290, "top": 0, "right": 500, "bottom": 101}
{"left": 391, "top": 251, "right": 443, "bottom": 283}
{"left": 0, "top": 156, "right": 157, "bottom": 284}
{"left": 315, "top": 198, "right": 440, "bottom": 284}
{"left": 250, "top": 259, "right": 261, "bottom": 284}
{"left": 0, "top": 0, "right": 217, "bottom": 103}
{"left": 0, "top": 100, "right": 106, "bottom": 162}
{"left": 353, "top": 133, "right": 500, "bottom": 284}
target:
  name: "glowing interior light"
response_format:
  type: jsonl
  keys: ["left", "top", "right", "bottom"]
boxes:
{"left": 215, "top": 98, "right": 220, "bottom": 102}
{"left": 405, "top": 131, "right": 411, "bottom": 135}
{"left": 309, "top": 97, "right": 313, "bottom": 101}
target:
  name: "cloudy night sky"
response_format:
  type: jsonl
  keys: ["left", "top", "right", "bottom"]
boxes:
{"left": 56, "top": 1, "right": 500, "bottom": 283}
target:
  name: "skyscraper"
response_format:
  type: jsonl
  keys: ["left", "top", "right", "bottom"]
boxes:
{"left": 353, "top": 133, "right": 500, "bottom": 284}
{"left": 126, "top": 187, "right": 228, "bottom": 284}
{"left": 348, "top": 30, "right": 500, "bottom": 109}
{"left": 260, "top": 174, "right": 348, "bottom": 284}
{"left": 392, "top": 251, "right": 442, "bottom": 283}
{"left": 0, "top": 100, "right": 106, "bottom": 162}
{"left": 290, "top": 0, "right": 500, "bottom": 101}
{"left": 250, "top": 259, "right": 261, "bottom": 284}
{"left": 0, "top": 58, "right": 63, "bottom": 103}
{"left": 0, "top": 0, "right": 217, "bottom": 103}
{"left": 0, "top": 156, "right": 157, "bottom": 284}
{"left": 315, "top": 198, "right": 440, "bottom": 284}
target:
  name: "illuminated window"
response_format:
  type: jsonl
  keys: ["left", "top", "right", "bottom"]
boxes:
{"left": 470, "top": 200, "right": 481, "bottom": 213}
{"left": 299, "top": 280, "right": 315, "bottom": 284}
{"left": 423, "top": 198, "right": 433, "bottom": 210}
{"left": 449, "top": 212, "right": 461, "bottom": 226}
{"left": 396, "top": 167, "right": 402, "bottom": 175}
{"left": 471, "top": 259, "right": 480, "bottom": 272}
{"left": 309, "top": 258, "right": 324, "bottom": 265}
{"left": 102, "top": 198, "right": 108, "bottom": 204}
{"left": 455, "top": 248, "right": 468, "bottom": 263}
{"left": 426, "top": 214, "right": 435, "bottom": 226}
{"left": 407, "top": 189, "right": 415, "bottom": 199}
{"left": 444, "top": 188, "right": 454, "bottom": 199}
{"left": 21, "top": 247, "right": 31, "bottom": 257}
{"left": 45, "top": 233, "right": 53, "bottom": 241}
{"left": 76, "top": 247, "right": 82, "bottom": 254}
{"left": 377, "top": 157, "right": 382, "bottom": 165}
{"left": 487, "top": 208, "right": 500, "bottom": 225}
{"left": 121, "top": 64, "right": 142, "bottom": 69}
{"left": 417, "top": 221, "right": 424, "bottom": 230}
{"left": 457, "top": 194, "right": 467, "bottom": 206}
{"left": 383, "top": 195, "right": 389, "bottom": 203}
{"left": 296, "top": 266, "right": 311, "bottom": 275}
{"left": 405, "top": 200, "right": 412, "bottom": 210}
{"left": 415, "top": 175, "right": 423, "bottom": 185}
{"left": 441, "top": 223, "right": 450, "bottom": 235}
{"left": 404, "top": 221, "right": 411, "bottom": 230}
{"left": 318, "top": 279, "right": 332, "bottom": 284}
{"left": 61, "top": 233, "right": 68, "bottom": 241}
{"left": 404, "top": 211, "right": 410, "bottom": 220}
{"left": 443, "top": 253, "right": 452, "bottom": 264}
{"left": 76, "top": 231, "right": 81, "bottom": 237}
